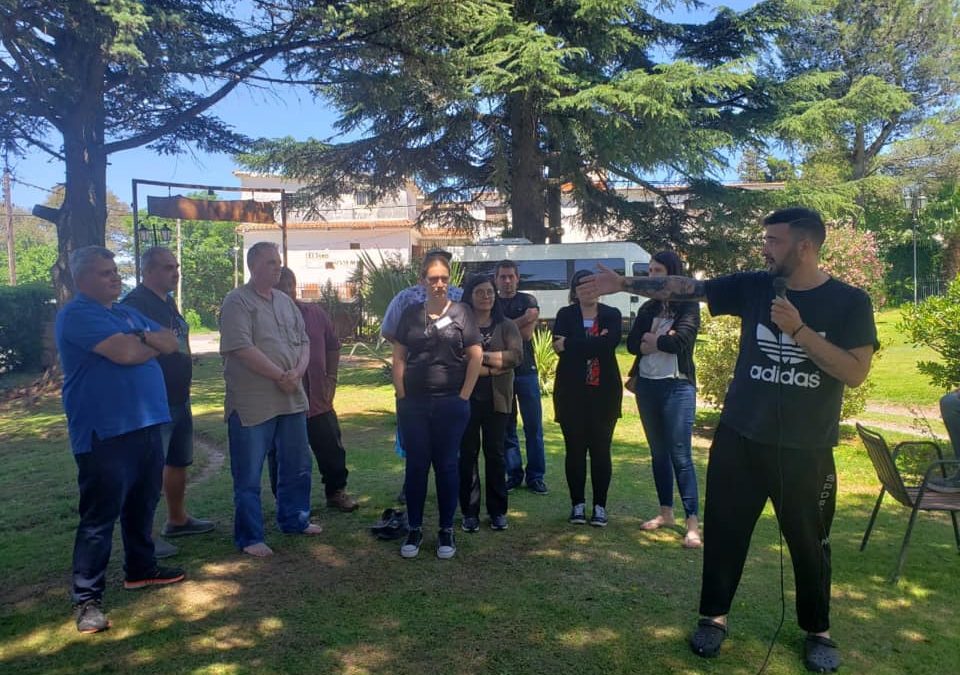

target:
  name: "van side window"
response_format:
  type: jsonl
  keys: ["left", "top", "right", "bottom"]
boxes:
{"left": 517, "top": 260, "right": 568, "bottom": 290}
{"left": 574, "top": 258, "right": 625, "bottom": 277}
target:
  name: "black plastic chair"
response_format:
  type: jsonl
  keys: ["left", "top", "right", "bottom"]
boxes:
{"left": 856, "top": 423, "right": 960, "bottom": 583}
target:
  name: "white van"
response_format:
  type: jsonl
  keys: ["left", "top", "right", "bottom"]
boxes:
{"left": 447, "top": 241, "right": 651, "bottom": 324}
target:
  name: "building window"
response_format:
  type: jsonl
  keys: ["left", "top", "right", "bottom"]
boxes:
{"left": 349, "top": 243, "right": 361, "bottom": 250}
{"left": 354, "top": 191, "right": 372, "bottom": 207}
{"left": 325, "top": 262, "right": 335, "bottom": 269}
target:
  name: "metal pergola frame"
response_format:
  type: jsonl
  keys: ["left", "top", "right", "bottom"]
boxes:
{"left": 131, "top": 178, "right": 288, "bottom": 282}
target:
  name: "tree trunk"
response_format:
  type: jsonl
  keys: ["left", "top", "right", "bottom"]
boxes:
{"left": 546, "top": 181, "right": 562, "bottom": 243}
{"left": 943, "top": 233, "right": 960, "bottom": 284}
{"left": 852, "top": 124, "right": 866, "bottom": 180}
{"left": 51, "top": 23, "right": 109, "bottom": 304}
{"left": 508, "top": 92, "right": 546, "bottom": 243}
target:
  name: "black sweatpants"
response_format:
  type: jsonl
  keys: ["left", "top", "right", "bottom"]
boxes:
{"left": 459, "top": 398, "right": 509, "bottom": 518}
{"left": 560, "top": 413, "right": 617, "bottom": 508}
{"left": 699, "top": 422, "right": 836, "bottom": 633}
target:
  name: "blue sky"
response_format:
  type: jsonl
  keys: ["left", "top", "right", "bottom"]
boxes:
{"left": 8, "top": 1, "right": 759, "bottom": 210}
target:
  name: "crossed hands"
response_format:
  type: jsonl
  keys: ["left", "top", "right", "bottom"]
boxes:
{"left": 640, "top": 329, "right": 676, "bottom": 355}
{"left": 276, "top": 369, "right": 301, "bottom": 394}
{"left": 553, "top": 329, "right": 608, "bottom": 354}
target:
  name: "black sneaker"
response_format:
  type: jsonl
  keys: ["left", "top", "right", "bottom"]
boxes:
{"left": 124, "top": 566, "right": 186, "bottom": 590}
{"left": 74, "top": 599, "right": 111, "bottom": 634}
{"left": 400, "top": 528, "right": 423, "bottom": 558}
{"left": 590, "top": 505, "right": 608, "bottom": 527}
{"left": 437, "top": 528, "right": 457, "bottom": 559}
{"left": 490, "top": 514, "right": 508, "bottom": 531}
{"left": 505, "top": 476, "right": 522, "bottom": 492}
{"left": 461, "top": 516, "right": 481, "bottom": 533}
{"left": 569, "top": 503, "right": 587, "bottom": 524}
{"left": 528, "top": 479, "right": 549, "bottom": 495}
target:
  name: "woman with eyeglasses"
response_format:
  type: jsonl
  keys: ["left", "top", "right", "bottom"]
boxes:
{"left": 458, "top": 274, "right": 523, "bottom": 533}
{"left": 392, "top": 253, "right": 482, "bottom": 560}
{"left": 627, "top": 250, "right": 702, "bottom": 548}
{"left": 552, "top": 269, "right": 623, "bottom": 527}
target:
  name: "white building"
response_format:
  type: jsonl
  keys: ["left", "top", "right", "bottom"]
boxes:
{"left": 234, "top": 171, "right": 783, "bottom": 296}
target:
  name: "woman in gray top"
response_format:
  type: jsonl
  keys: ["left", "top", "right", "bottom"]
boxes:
{"left": 458, "top": 274, "right": 523, "bottom": 532}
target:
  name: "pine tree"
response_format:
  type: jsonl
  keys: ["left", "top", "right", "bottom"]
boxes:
{"left": 243, "top": 0, "right": 798, "bottom": 245}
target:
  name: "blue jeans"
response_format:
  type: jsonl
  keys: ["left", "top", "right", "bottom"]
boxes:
{"left": 228, "top": 411, "right": 312, "bottom": 549}
{"left": 504, "top": 372, "right": 546, "bottom": 484}
{"left": 398, "top": 394, "right": 471, "bottom": 530}
{"left": 72, "top": 425, "right": 164, "bottom": 603}
{"left": 634, "top": 377, "right": 699, "bottom": 517}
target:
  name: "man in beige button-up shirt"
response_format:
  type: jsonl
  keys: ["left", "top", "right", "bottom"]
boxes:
{"left": 220, "top": 241, "right": 322, "bottom": 557}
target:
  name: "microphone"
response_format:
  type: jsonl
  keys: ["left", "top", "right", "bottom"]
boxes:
{"left": 772, "top": 276, "right": 787, "bottom": 299}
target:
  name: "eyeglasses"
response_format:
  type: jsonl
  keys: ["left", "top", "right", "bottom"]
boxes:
{"left": 426, "top": 275, "right": 449, "bottom": 284}
{"left": 472, "top": 289, "right": 495, "bottom": 297}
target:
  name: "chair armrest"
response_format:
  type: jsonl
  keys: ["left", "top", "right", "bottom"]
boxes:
{"left": 892, "top": 440, "right": 943, "bottom": 462}
{"left": 920, "top": 459, "right": 960, "bottom": 487}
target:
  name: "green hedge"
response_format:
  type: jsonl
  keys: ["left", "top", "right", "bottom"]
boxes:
{"left": 0, "top": 283, "right": 56, "bottom": 373}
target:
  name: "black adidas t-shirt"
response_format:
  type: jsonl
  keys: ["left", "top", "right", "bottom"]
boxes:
{"left": 499, "top": 292, "right": 539, "bottom": 375}
{"left": 395, "top": 301, "right": 481, "bottom": 397}
{"left": 705, "top": 272, "right": 878, "bottom": 448}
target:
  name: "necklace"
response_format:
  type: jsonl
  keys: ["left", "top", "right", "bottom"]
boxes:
{"left": 426, "top": 299, "right": 451, "bottom": 320}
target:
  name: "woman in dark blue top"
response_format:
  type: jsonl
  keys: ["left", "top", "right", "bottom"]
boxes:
{"left": 392, "top": 255, "right": 482, "bottom": 560}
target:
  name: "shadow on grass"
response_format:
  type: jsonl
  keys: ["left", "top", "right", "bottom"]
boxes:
{"left": 3, "top": 361, "right": 960, "bottom": 674}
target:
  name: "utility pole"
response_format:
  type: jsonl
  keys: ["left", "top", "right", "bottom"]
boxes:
{"left": 2, "top": 158, "right": 15, "bottom": 286}
{"left": 176, "top": 218, "right": 182, "bottom": 308}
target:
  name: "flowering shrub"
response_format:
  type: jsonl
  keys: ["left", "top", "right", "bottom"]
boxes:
{"left": 820, "top": 223, "right": 887, "bottom": 309}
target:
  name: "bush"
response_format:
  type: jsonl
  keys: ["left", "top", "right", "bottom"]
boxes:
{"left": 531, "top": 325, "right": 557, "bottom": 396}
{"left": 899, "top": 276, "right": 960, "bottom": 389}
{"left": 0, "top": 283, "right": 56, "bottom": 373}
{"left": 697, "top": 309, "right": 870, "bottom": 420}
{"left": 695, "top": 312, "right": 741, "bottom": 409}
{"left": 183, "top": 308, "right": 203, "bottom": 333}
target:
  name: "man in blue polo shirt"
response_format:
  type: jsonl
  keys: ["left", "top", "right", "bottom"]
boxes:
{"left": 57, "top": 246, "right": 187, "bottom": 635}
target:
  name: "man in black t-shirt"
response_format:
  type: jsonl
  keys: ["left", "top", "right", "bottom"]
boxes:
{"left": 581, "top": 208, "right": 877, "bottom": 674}
{"left": 123, "top": 248, "right": 215, "bottom": 557}
{"left": 495, "top": 260, "right": 548, "bottom": 494}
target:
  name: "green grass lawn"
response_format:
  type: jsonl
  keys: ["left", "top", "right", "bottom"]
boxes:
{"left": 1, "top": 333, "right": 959, "bottom": 674}
{"left": 870, "top": 308, "right": 945, "bottom": 407}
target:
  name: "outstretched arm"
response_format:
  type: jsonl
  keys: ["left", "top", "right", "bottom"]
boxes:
{"left": 580, "top": 264, "right": 707, "bottom": 302}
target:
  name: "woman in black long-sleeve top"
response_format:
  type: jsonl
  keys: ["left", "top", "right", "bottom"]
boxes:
{"left": 552, "top": 269, "right": 623, "bottom": 527}
{"left": 626, "top": 250, "right": 702, "bottom": 548}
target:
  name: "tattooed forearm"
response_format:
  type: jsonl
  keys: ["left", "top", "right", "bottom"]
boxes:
{"left": 623, "top": 275, "right": 706, "bottom": 301}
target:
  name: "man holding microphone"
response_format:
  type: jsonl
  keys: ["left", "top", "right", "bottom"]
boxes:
{"left": 580, "top": 207, "right": 877, "bottom": 673}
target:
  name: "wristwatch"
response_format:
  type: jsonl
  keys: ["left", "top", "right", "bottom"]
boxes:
{"left": 133, "top": 329, "right": 148, "bottom": 345}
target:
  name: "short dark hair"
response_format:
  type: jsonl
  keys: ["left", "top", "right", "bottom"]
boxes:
{"left": 763, "top": 207, "right": 825, "bottom": 249}
{"left": 495, "top": 259, "right": 518, "bottom": 276}
{"left": 651, "top": 250, "right": 683, "bottom": 276}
